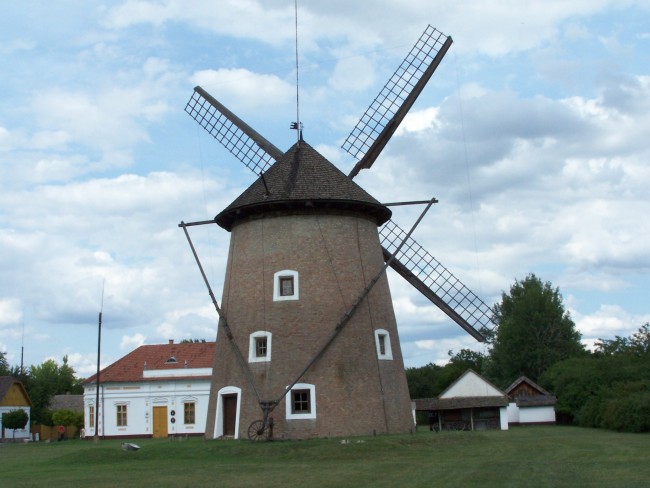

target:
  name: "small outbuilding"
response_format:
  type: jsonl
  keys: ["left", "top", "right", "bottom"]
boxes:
{"left": 505, "top": 376, "right": 556, "bottom": 425}
{"left": 414, "top": 369, "right": 509, "bottom": 431}
{"left": 0, "top": 376, "right": 32, "bottom": 441}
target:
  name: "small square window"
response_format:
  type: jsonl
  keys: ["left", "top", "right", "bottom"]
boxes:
{"left": 280, "top": 276, "right": 294, "bottom": 296}
{"left": 292, "top": 389, "right": 311, "bottom": 414}
{"left": 274, "top": 270, "right": 299, "bottom": 301}
{"left": 286, "top": 383, "right": 316, "bottom": 420}
{"left": 249, "top": 331, "right": 272, "bottom": 363}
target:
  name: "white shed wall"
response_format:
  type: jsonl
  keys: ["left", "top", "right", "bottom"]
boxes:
{"left": 499, "top": 407, "right": 509, "bottom": 430}
{"left": 519, "top": 405, "right": 556, "bottom": 424}
{"left": 507, "top": 403, "right": 556, "bottom": 425}
{"left": 507, "top": 403, "right": 520, "bottom": 423}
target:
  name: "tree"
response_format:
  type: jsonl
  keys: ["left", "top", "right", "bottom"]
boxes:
{"left": 406, "top": 349, "right": 487, "bottom": 399}
{"left": 487, "top": 274, "right": 584, "bottom": 386}
{"left": 541, "top": 323, "right": 650, "bottom": 431}
{"left": 596, "top": 323, "right": 650, "bottom": 357}
{"left": 405, "top": 363, "right": 444, "bottom": 399}
{"left": 2, "top": 409, "right": 29, "bottom": 441}
{"left": 0, "top": 351, "right": 9, "bottom": 376}
{"left": 52, "top": 409, "right": 84, "bottom": 437}
{"left": 25, "top": 356, "right": 83, "bottom": 424}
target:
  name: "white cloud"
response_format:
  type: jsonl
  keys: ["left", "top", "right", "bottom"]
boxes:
{"left": 0, "top": 298, "right": 22, "bottom": 327}
{"left": 573, "top": 304, "right": 650, "bottom": 339}
{"left": 190, "top": 68, "right": 294, "bottom": 114}
{"left": 328, "top": 56, "right": 376, "bottom": 92}
{"left": 120, "top": 333, "right": 146, "bottom": 351}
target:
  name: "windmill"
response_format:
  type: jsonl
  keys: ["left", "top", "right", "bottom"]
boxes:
{"left": 180, "top": 25, "right": 494, "bottom": 440}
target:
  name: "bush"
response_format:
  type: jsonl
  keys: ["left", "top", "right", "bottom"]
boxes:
{"left": 600, "top": 392, "right": 650, "bottom": 433}
{"left": 2, "top": 409, "right": 29, "bottom": 440}
{"left": 598, "top": 381, "right": 650, "bottom": 433}
{"left": 51, "top": 409, "right": 84, "bottom": 431}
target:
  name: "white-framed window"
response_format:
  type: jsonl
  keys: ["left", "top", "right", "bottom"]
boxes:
{"left": 248, "top": 331, "right": 272, "bottom": 363}
{"left": 273, "top": 270, "right": 299, "bottom": 301}
{"left": 374, "top": 329, "right": 393, "bottom": 360}
{"left": 286, "top": 383, "right": 316, "bottom": 420}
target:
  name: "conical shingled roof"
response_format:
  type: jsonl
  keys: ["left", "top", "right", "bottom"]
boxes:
{"left": 215, "top": 140, "right": 391, "bottom": 230}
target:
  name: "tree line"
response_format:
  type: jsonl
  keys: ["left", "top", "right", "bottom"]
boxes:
{"left": 406, "top": 273, "right": 650, "bottom": 433}
{"left": 1, "top": 353, "right": 83, "bottom": 427}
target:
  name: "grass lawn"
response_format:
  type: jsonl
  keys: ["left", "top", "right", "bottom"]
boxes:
{"left": 2, "top": 426, "right": 649, "bottom": 487}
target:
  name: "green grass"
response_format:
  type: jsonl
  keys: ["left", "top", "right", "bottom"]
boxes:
{"left": 2, "top": 426, "right": 649, "bottom": 487}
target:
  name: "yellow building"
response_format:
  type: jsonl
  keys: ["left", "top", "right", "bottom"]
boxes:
{"left": 0, "top": 376, "right": 32, "bottom": 441}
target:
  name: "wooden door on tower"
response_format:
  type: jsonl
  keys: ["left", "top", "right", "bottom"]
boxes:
{"left": 222, "top": 395, "right": 237, "bottom": 436}
{"left": 152, "top": 406, "right": 168, "bottom": 438}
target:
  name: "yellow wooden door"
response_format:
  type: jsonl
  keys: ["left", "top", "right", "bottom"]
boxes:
{"left": 152, "top": 406, "right": 168, "bottom": 438}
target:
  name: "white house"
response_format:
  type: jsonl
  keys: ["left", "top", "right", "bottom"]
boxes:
{"left": 414, "top": 369, "right": 509, "bottom": 431}
{"left": 505, "top": 376, "right": 556, "bottom": 425}
{"left": 82, "top": 340, "right": 215, "bottom": 439}
{"left": 0, "top": 376, "right": 32, "bottom": 441}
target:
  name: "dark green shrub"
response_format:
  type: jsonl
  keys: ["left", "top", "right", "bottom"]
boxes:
{"left": 600, "top": 392, "right": 650, "bottom": 433}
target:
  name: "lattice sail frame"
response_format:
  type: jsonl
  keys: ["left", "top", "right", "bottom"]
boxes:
{"left": 342, "top": 25, "right": 452, "bottom": 174}
{"left": 185, "top": 87, "right": 281, "bottom": 174}
{"left": 380, "top": 219, "right": 494, "bottom": 336}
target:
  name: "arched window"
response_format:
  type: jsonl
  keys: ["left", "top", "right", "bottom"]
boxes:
{"left": 273, "top": 270, "right": 299, "bottom": 301}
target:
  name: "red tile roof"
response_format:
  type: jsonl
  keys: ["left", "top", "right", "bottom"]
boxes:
{"left": 83, "top": 341, "right": 215, "bottom": 384}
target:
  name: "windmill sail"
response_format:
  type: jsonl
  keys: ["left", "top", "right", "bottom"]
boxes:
{"left": 185, "top": 86, "right": 283, "bottom": 174}
{"left": 380, "top": 219, "right": 494, "bottom": 341}
{"left": 342, "top": 26, "right": 453, "bottom": 178}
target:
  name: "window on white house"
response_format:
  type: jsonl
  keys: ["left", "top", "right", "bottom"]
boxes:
{"left": 286, "top": 383, "right": 316, "bottom": 420}
{"left": 248, "top": 331, "right": 272, "bottom": 363}
{"left": 88, "top": 405, "right": 95, "bottom": 428}
{"left": 116, "top": 404, "right": 128, "bottom": 427}
{"left": 273, "top": 270, "right": 299, "bottom": 301}
{"left": 374, "top": 329, "right": 393, "bottom": 360}
{"left": 184, "top": 402, "right": 195, "bottom": 425}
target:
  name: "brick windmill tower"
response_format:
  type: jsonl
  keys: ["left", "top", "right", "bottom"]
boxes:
{"left": 181, "top": 26, "right": 494, "bottom": 440}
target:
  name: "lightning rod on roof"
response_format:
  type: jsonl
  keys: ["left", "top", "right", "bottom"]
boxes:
{"left": 292, "top": 0, "right": 301, "bottom": 145}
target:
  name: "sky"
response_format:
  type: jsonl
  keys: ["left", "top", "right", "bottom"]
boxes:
{"left": 1, "top": 1, "right": 649, "bottom": 376}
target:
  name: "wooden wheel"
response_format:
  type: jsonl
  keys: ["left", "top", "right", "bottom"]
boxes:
{"left": 247, "top": 420, "right": 269, "bottom": 441}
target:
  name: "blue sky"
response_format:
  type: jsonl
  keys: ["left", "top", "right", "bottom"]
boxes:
{"left": 1, "top": 1, "right": 649, "bottom": 375}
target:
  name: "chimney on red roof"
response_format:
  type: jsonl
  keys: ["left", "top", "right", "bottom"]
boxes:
{"left": 169, "top": 339, "right": 174, "bottom": 345}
